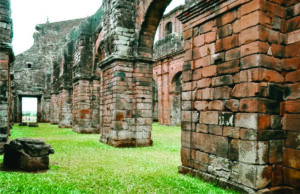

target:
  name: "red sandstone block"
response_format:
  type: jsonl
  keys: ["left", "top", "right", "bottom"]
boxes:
{"left": 182, "top": 111, "right": 192, "bottom": 122}
{"left": 198, "top": 133, "right": 228, "bottom": 157}
{"left": 232, "top": 83, "right": 263, "bottom": 98}
{"left": 184, "top": 39, "right": 191, "bottom": 50}
{"left": 283, "top": 148, "right": 300, "bottom": 170}
{"left": 184, "top": 49, "right": 193, "bottom": 61}
{"left": 208, "top": 125, "right": 223, "bottom": 136}
{"left": 212, "top": 75, "right": 233, "bottom": 87}
{"left": 234, "top": 68, "right": 284, "bottom": 83}
{"left": 217, "top": 24, "right": 233, "bottom": 39}
{"left": 194, "top": 101, "right": 209, "bottom": 111}
{"left": 269, "top": 140, "right": 283, "bottom": 163}
{"left": 193, "top": 35, "right": 205, "bottom": 47}
{"left": 194, "top": 56, "right": 210, "bottom": 69}
{"left": 232, "top": 20, "right": 240, "bottom": 33}
{"left": 240, "top": 11, "right": 271, "bottom": 31}
{"left": 235, "top": 113, "right": 270, "bottom": 130}
{"left": 225, "top": 99, "right": 240, "bottom": 112}
{"left": 270, "top": 44, "right": 285, "bottom": 58}
{"left": 282, "top": 57, "right": 300, "bottom": 71}
{"left": 240, "top": 54, "right": 281, "bottom": 71}
{"left": 272, "top": 165, "right": 283, "bottom": 186}
{"left": 286, "top": 16, "right": 300, "bottom": 33}
{"left": 282, "top": 114, "right": 300, "bottom": 131}
{"left": 241, "top": 0, "right": 284, "bottom": 17}
{"left": 282, "top": 100, "right": 300, "bottom": 114}
{"left": 241, "top": 41, "right": 269, "bottom": 57}
{"left": 286, "top": 131, "right": 300, "bottom": 149}
{"left": 225, "top": 47, "right": 240, "bottom": 61}
{"left": 286, "top": 42, "right": 300, "bottom": 58}
{"left": 267, "top": 29, "right": 281, "bottom": 45}
{"left": 182, "top": 70, "right": 192, "bottom": 82}
{"left": 287, "top": 29, "right": 300, "bottom": 45}
{"left": 195, "top": 88, "right": 214, "bottom": 100}
{"left": 285, "top": 70, "right": 300, "bottom": 82}
{"left": 199, "top": 43, "right": 215, "bottom": 57}
{"left": 240, "top": 25, "right": 268, "bottom": 45}
{"left": 200, "top": 111, "right": 219, "bottom": 125}
{"left": 181, "top": 147, "right": 191, "bottom": 166}
{"left": 195, "top": 78, "right": 212, "bottom": 89}
{"left": 196, "top": 123, "right": 209, "bottom": 133}
{"left": 213, "top": 87, "right": 232, "bottom": 100}
{"left": 202, "top": 88, "right": 214, "bottom": 100}
{"left": 284, "top": 83, "right": 300, "bottom": 100}
{"left": 223, "top": 126, "right": 240, "bottom": 138}
{"left": 204, "top": 31, "right": 216, "bottom": 44}
{"left": 201, "top": 65, "right": 217, "bottom": 78}
{"left": 208, "top": 100, "right": 225, "bottom": 111}
{"left": 183, "top": 28, "right": 193, "bottom": 40}
{"left": 199, "top": 20, "right": 215, "bottom": 34}
{"left": 241, "top": 0, "right": 261, "bottom": 16}
{"left": 192, "top": 68, "right": 202, "bottom": 81}
{"left": 183, "top": 82, "right": 192, "bottom": 92}
{"left": 195, "top": 151, "right": 209, "bottom": 163}
{"left": 216, "top": 34, "right": 239, "bottom": 52}
{"left": 283, "top": 167, "right": 300, "bottom": 188}
{"left": 239, "top": 98, "right": 279, "bottom": 114}
{"left": 216, "top": 11, "right": 237, "bottom": 27}
{"left": 217, "top": 60, "right": 240, "bottom": 75}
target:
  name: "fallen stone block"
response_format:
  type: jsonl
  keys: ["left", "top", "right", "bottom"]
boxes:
{"left": 3, "top": 138, "right": 54, "bottom": 171}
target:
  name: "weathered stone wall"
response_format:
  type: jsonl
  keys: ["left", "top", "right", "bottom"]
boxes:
{"left": 13, "top": 18, "right": 86, "bottom": 123}
{"left": 0, "top": 0, "right": 14, "bottom": 153}
{"left": 281, "top": 1, "right": 300, "bottom": 189}
{"left": 177, "top": 0, "right": 300, "bottom": 192}
{"left": 153, "top": 6, "right": 184, "bottom": 126}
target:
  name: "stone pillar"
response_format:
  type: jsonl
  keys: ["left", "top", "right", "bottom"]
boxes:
{"left": 90, "top": 79, "right": 101, "bottom": 132}
{"left": 58, "top": 89, "right": 72, "bottom": 128}
{"left": 0, "top": 0, "right": 14, "bottom": 153}
{"left": 50, "top": 94, "right": 59, "bottom": 124}
{"left": 99, "top": 59, "right": 153, "bottom": 147}
{"left": 72, "top": 79, "right": 98, "bottom": 133}
{"left": 43, "top": 97, "right": 51, "bottom": 122}
{"left": 177, "top": 0, "right": 299, "bottom": 192}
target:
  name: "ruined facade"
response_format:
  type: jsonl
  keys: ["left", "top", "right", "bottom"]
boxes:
{"left": 4, "top": 0, "right": 300, "bottom": 192}
{"left": 13, "top": 19, "right": 86, "bottom": 124}
{"left": 0, "top": 0, "right": 14, "bottom": 153}
{"left": 153, "top": 6, "right": 184, "bottom": 126}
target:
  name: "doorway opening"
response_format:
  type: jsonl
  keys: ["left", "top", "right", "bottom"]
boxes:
{"left": 22, "top": 97, "right": 38, "bottom": 123}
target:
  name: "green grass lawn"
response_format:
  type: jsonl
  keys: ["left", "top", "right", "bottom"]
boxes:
{"left": 0, "top": 123, "right": 237, "bottom": 194}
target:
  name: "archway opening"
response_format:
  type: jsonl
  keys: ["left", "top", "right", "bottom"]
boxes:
{"left": 22, "top": 97, "right": 38, "bottom": 123}
{"left": 170, "top": 72, "right": 182, "bottom": 126}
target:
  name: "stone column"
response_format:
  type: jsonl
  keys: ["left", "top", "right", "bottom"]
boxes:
{"left": 58, "top": 89, "right": 72, "bottom": 128}
{"left": 50, "top": 93, "right": 59, "bottom": 124}
{"left": 99, "top": 58, "right": 153, "bottom": 147}
{"left": 0, "top": 0, "right": 14, "bottom": 153}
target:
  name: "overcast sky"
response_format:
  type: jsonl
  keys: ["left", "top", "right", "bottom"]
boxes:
{"left": 11, "top": 0, "right": 184, "bottom": 55}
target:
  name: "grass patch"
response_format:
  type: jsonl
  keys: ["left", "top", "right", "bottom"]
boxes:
{"left": 0, "top": 123, "right": 238, "bottom": 193}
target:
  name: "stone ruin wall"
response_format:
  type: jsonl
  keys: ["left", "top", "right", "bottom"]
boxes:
{"left": 0, "top": 0, "right": 14, "bottom": 153}
{"left": 153, "top": 6, "right": 185, "bottom": 126}
{"left": 13, "top": 18, "right": 86, "bottom": 124}
{"left": 178, "top": 0, "right": 300, "bottom": 192}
